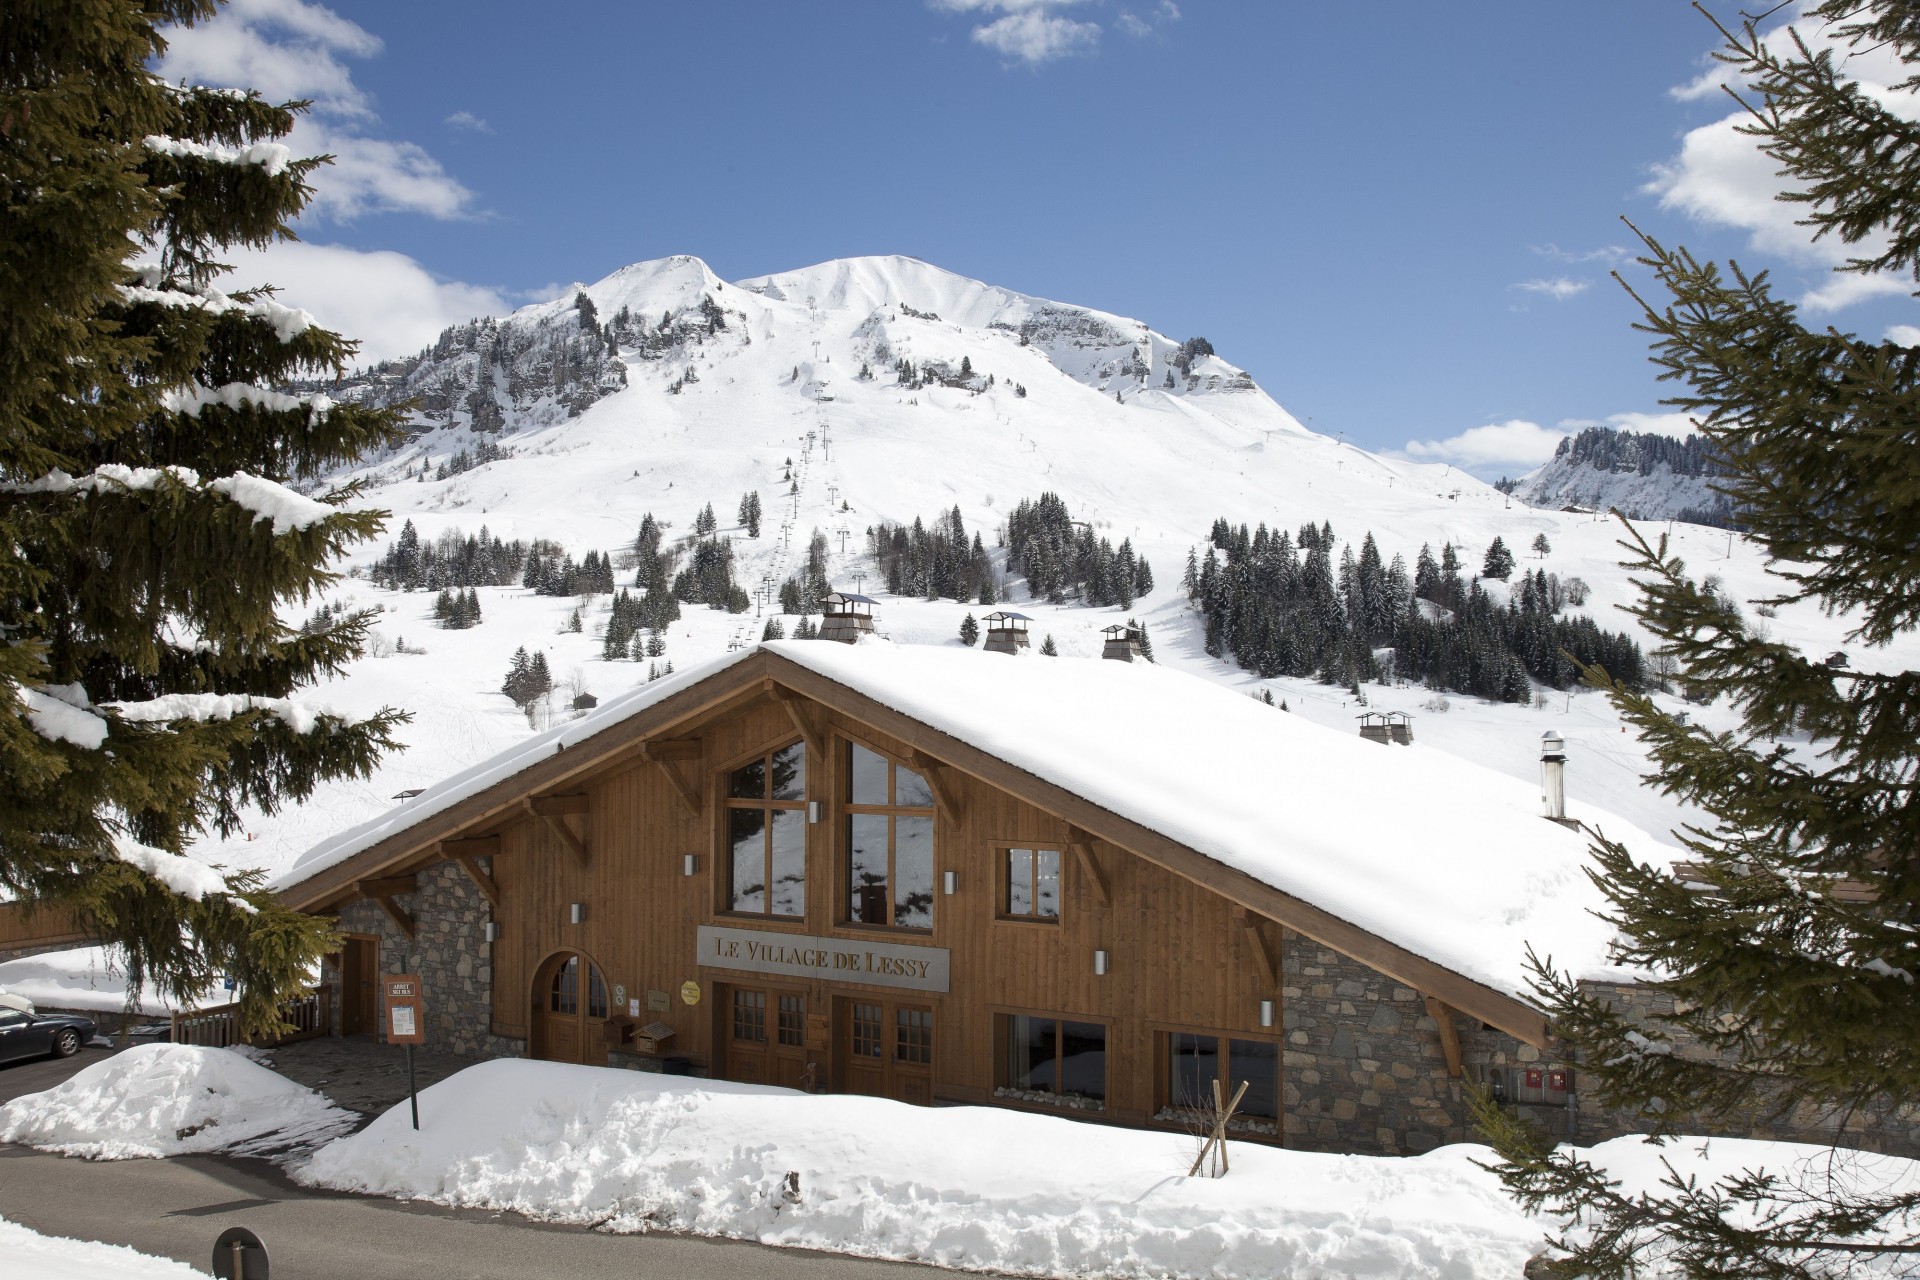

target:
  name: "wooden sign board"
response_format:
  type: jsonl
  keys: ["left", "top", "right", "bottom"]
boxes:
{"left": 382, "top": 973, "right": 426, "bottom": 1045}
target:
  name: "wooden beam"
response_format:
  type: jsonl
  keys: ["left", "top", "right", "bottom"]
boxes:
{"left": 908, "top": 751, "right": 963, "bottom": 827}
{"left": 760, "top": 652, "right": 1552, "bottom": 1047}
{"left": 439, "top": 835, "right": 500, "bottom": 859}
{"left": 355, "top": 875, "right": 417, "bottom": 899}
{"left": 1066, "top": 826, "right": 1111, "bottom": 907}
{"left": 526, "top": 793, "right": 589, "bottom": 816}
{"left": 283, "top": 655, "right": 768, "bottom": 913}
{"left": 375, "top": 895, "right": 416, "bottom": 939}
{"left": 452, "top": 855, "right": 500, "bottom": 907}
{"left": 1233, "top": 906, "right": 1280, "bottom": 991}
{"left": 643, "top": 738, "right": 704, "bottom": 761}
{"left": 1424, "top": 996, "right": 1465, "bottom": 1078}
{"left": 523, "top": 798, "right": 590, "bottom": 867}
{"left": 766, "top": 684, "right": 824, "bottom": 758}
{"left": 640, "top": 744, "right": 703, "bottom": 818}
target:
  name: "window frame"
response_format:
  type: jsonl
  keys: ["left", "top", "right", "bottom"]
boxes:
{"left": 991, "top": 1007, "right": 1111, "bottom": 1113}
{"left": 719, "top": 738, "right": 810, "bottom": 921}
{"left": 839, "top": 734, "right": 937, "bottom": 932}
{"left": 996, "top": 843, "right": 1064, "bottom": 924}
{"left": 1152, "top": 1024, "right": 1284, "bottom": 1139}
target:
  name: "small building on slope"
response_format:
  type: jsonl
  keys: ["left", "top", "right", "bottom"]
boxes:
{"left": 274, "top": 641, "right": 1892, "bottom": 1156}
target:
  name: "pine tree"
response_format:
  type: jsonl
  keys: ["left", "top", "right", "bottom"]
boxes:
{"left": 1531, "top": 532, "right": 1551, "bottom": 559}
{"left": 1477, "top": 6, "right": 1920, "bottom": 1274}
{"left": 1480, "top": 536, "right": 1515, "bottom": 581}
{"left": 958, "top": 612, "right": 979, "bottom": 646}
{"left": 761, "top": 617, "right": 784, "bottom": 641}
{"left": 1040, "top": 634, "right": 1058, "bottom": 656}
{"left": 0, "top": 0, "right": 409, "bottom": 1034}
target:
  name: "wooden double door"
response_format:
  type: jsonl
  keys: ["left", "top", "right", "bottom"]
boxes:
{"left": 533, "top": 951, "right": 610, "bottom": 1064}
{"left": 716, "top": 984, "right": 935, "bottom": 1104}
{"left": 338, "top": 936, "right": 378, "bottom": 1036}
{"left": 719, "top": 982, "right": 816, "bottom": 1091}
{"left": 836, "top": 994, "right": 934, "bottom": 1105}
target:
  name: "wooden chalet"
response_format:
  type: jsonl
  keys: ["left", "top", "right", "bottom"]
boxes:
{"left": 280, "top": 641, "right": 1627, "bottom": 1154}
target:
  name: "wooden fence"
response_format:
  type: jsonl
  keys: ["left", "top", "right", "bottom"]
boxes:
{"left": 169, "top": 988, "right": 330, "bottom": 1049}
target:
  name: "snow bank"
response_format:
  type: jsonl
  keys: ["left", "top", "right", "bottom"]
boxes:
{"left": 297, "top": 1060, "right": 1540, "bottom": 1279}
{"left": 0, "top": 1043, "right": 354, "bottom": 1159}
{"left": 0, "top": 1217, "right": 203, "bottom": 1280}
{"left": 0, "top": 947, "right": 185, "bottom": 1017}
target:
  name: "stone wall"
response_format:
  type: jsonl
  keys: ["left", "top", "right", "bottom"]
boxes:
{"left": 1281, "top": 935, "right": 1575, "bottom": 1154}
{"left": 326, "top": 857, "right": 521, "bottom": 1060}
{"left": 1281, "top": 936, "right": 1920, "bottom": 1158}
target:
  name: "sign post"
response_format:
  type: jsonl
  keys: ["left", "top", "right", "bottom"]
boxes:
{"left": 381, "top": 974, "right": 426, "bottom": 1130}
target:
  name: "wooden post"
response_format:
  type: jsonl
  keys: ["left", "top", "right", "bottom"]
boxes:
{"left": 1188, "top": 1077, "right": 1250, "bottom": 1178}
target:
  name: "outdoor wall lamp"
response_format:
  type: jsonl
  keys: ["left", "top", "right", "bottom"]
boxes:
{"left": 1093, "top": 949, "right": 1110, "bottom": 976}
{"left": 1259, "top": 998, "right": 1275, "bottom": 1028}
{"left": 569, "top": 902, "right": 586, "bottom": 925}
{"left": 683, "top": 853, "right": 699, "bottom": 876}
{"left": 942, "top": 870, "right": 957, "bottom": 895}
{"left": 484, "top": 921, "right": 500, "bottom": 943}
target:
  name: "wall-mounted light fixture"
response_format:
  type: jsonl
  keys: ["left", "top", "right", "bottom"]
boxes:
{"left": 942, "top": 870, "right": 957, "bottom": 896}
{"left": 484, "top": 921, "right": 500, "bottom": 944}
{"left": 1093, "top": 949, "right": 1110, "bottom": 976}
{"left": 683, "top": 853, "right": 699, "bottom": 877}
{"left": 569, "top": 902, "right": 586, "bottom": 925}
{"left": 1259, "top": 998, "right": 1275, "bottom": 1028}
{"left": 808, "top": 801, "right": 823, "bottom": 824}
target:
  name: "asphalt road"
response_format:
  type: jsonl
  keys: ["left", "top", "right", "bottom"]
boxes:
{"left": 0, "top": 1050, "right": 946, "bottom": 1280}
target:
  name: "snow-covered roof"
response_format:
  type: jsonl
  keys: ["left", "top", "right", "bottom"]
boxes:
{"left": 282, "top": 641, "right": 1673, "bottom": 1009}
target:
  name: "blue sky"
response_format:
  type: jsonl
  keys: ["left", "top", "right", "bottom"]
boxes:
{"left": 167, "top": 1, "right": 1917, "bottom": 477}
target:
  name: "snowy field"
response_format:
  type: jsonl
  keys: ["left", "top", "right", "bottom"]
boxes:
{"left": 0, "top": 947, "right": 230, "bottom": 1018}
{"left": 1, "top": 1217, "right": 203, "bottom": 1280}
{"left": 6, "top": 1046, "right": 1913, "bottom": 1280}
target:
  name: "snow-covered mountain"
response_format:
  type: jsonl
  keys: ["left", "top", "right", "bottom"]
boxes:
{"left": 210, "top": 254, "right": 1900, "bottom": 884}
{"left": 1511, "top": 425, "right": 1739, "bottom": 529}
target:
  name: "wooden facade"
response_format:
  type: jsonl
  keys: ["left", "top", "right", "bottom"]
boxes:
{"left": 288, "top": 649, "right": 1549, "bottom": 1139}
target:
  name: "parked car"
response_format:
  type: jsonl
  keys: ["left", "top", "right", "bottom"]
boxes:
{"left": 0, "top": 992, "right": 96, "bottom": 1064}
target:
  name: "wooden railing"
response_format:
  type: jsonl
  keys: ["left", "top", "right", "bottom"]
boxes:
{"left": 169, "top": 988, "right": 331, "bottom": 1048}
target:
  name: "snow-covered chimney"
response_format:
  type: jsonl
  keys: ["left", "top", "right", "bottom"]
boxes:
{"left": 1540, "top": 730, "right": 1568, "bottom": 823}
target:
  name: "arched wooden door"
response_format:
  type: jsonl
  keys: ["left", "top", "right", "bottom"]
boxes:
{"left": 532, "top": 950, "right": 610, "bottom": 1064}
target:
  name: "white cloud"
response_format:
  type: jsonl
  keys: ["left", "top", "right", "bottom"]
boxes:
{"left": 1403, "top": 420, "right": 1571, "bottom": 471}
{"left": 218, "top": 241, "right": 509, "bottom": 364}
{"left": 1116, "top": 0, "right": 1179, "bottom": 39}
{"left": 444, "top": 111, "right": 492, "bottom": 133}
{"left": 1650, "top": 3, "right": 1919, "bottom": 311}
{"left": 929, "top": 0, "right": 1102, "bottom": 64}
{"left": 1564, "top": 411, "right": 1699, "bottom": 440}
{"left": 155, "top": 0, "right": 476, "bottom": 222}
{"left": 1533, "top": 243, "right": 1630, "bottom": 266}
{"left": 1515, "top": 277, "right": 1589, "bottom": 301}
{"left": 1887, "top": 325, "right": 1920, "bottom": 346}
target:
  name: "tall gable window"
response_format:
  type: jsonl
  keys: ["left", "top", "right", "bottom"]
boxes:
{"left": 725, "top": 741, "right": 807, "bottom": 917}
{"left": 845, "top": 741, "right": 935, "bottom": 929}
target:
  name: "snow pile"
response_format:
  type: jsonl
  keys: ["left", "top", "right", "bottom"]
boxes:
{"left": 0, "top": 1217, "right": 203, "bottom": 1280}
{"left": 299, "top": 1061, "right": 1535, "bottom": 1278}
{"left": 112, "top": 837, "right": 242, "bottom": 905}
{"left": 15, "top": 683, "right": 109, "bottom": 749}
{"left": 0, "top": 1043, "right": 354, "bottom": 1159}
{"left": 301, "top": 1062, "right": 1920, "bottom": 1279}
{"left": 142, "top": 134, "right": 292, "bottom": 176}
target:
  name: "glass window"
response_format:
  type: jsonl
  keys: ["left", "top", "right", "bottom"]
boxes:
{"left": 852, "top": 1003, "right": 883, "bottom": 1058}
{"left": 999, "top": 1014, "right": 1105, "bottom": 1108}
{"left": 843, "top": 741, "right": 937, "bottom": 930}
{"left": 1229, "top": 1038, "right": 1281, "bottom": 1121}
{"left": 732, "top": 989, "right": 766, "bottom": 1042}
{"left": 725, "top": 742, "right": 807, "bottom": 918}
{"left": 777, "top": 994, "right": 806, "bottom": 1047}
{"left": 1003, "top": 847, "right": 1062, "bottom": 920}
{"left": 849, "top": 742, "right": 889, "bottom": 805}
{"left": 550, "top": 956, "right": 578, "bottom": 1014}
{"left": 587, "top": 964, "right": 609, "bottom": 1020}
{"left": 896, "top": 1008, "right": 933, "bottom": 1065}
{"left": 1168, "top": 1031, "right": 1220, "bottom": 1110}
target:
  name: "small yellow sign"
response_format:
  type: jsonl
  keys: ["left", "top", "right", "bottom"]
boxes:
{"left": 679, "top": 980, "right": 701, "bottom": 1007}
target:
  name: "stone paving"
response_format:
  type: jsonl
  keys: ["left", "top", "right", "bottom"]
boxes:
{"left": 250, "top": 1035, "right": 483, "bottom": 1122}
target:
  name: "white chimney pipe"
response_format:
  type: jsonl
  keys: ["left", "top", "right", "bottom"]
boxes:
{"left": 1541, "top": 730, "right": 1567, "bottom": 822}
